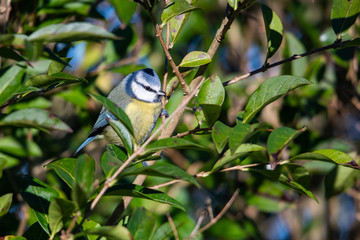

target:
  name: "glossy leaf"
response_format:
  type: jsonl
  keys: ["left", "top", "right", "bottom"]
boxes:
{"left": 161, "top": 0, "right": 200, "bottom": 27}
{"left": 261, "top": 4, "right": 283, "bottom": 61}
{"left": 48, "top": 198, "right": 75, "bottom": 237}
{"left": 179, "top": 51, "right": 211, "bottom": 68}
{"left": 86, "top": 226, "right": 132, "bottom": 240}
{"left": 331, "top": 0, "right": 360, "bottom": 36}
{"left": 120, "top": 162, "right": 200, "bottom": 188}
{"left": 106, "top": 184, "right": 185, "bottom": 211}
{"left": 242, "top": 75, "right": 311, "bottom": 123}
{"left": 89, "top": 93, "right": 134, "bottom": 135}
{"left": 212, "top": 144, "right": 265, "bottom": 172}
{"left": 46, "top": 158, "right": 77, "bottom": 188}
{"left": 212, "top": 121, "right": 232, "bottom": 153}
{"left": 227, "top": 0, "right": 240, "bottom": 10}
{"left": 0, "top": 108, "right": 72, "bottom": 133}
{"left": 0, "top": 193, "right": 13, "bottom": 217}
{"left": 28, "top": 22, "right": 118, "bottom": 43}
{"left": 290, "top": 149, "right": 360, "bottom": 169}
{"left": 0, "top": 65, "right": 26, "bottom": 107}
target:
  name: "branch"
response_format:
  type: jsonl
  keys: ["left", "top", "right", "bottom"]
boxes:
{"left": 174, "top": 127, "right": 212, "bottom": 138}
{"left": 188, "top": 188, "right": 240, "bottom": 239}
{"left": 222, "top": 39, "right": 352, "bottom": 87}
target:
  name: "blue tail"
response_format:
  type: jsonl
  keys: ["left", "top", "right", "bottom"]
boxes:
{"left": 74, "top": 136, "right": 96, "bottom": 156}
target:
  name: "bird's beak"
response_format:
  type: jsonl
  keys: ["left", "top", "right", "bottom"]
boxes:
{"left": 158, "top": 90, "right": 166, "bottom": 97}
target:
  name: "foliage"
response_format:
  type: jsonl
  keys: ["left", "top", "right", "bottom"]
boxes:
{"left": 0, "top": 0, "right": 359, "bottom": 239}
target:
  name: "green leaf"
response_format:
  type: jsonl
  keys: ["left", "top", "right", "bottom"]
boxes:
{"left": 106, "top": 184, "right": 185, "bottom": 211}
{"left": 151, "top": 222, "right": 174, "bottom": 240}
{"left": 71, "top": 183, "right": 88, "bottom": 211}
{"left": 100, "top": 150, "right": 123, "bottom": 178}
{"left": 267, "top": 127, "right": 304, "bottom": 169}
{"left": 242, "top": 75, "right": 311, "bottom": 123}
{"left": 0, "top": 155, "right": 19, "bottom": 178}
{"left": 120, "top": 162, "right": 200, "bottom": 188}
{"left": 212, "top": 144, "right": 265, "bottom": 172}
{"left": 331, "top": 0, "right": 360, "bottom": 36}
{"left": 179, "top": 51, "right": 211, "bottom": 68}
{"left": 0, "top": 108, "right": 72, "bottom": 133}
{"left": 0, "top": 137, "right": 42, "bottom": 157}
{"left": 229, "top": 123, "right": 250, "bottom": 154}
{"left": 161, "top": 0, "right": 200, "bottom": 28}
{"left": 46, "top": 158, "right": 76, "bottom": 188}
{"left": 127, "top": 208, "right": 156, "bottom": 240}
{"left": 26, "top": 72, "right": 86, "bottom": 88}
{"left": 227, "top": 0, "right": 240, "bottom": 10}
{"left": 142, "top": 138, "right": 207, "bottom": 157}
{"left": 0, "top": 47, "right": 28, "bottom": 62}
{"left": 86, "top": 226, "right": 132, "bottom": 240}
{"left": 325, "top": 164, "right": 360, "bottom": 198}
{"left": 169, "top": 0, "right": 199, "bottom": 47}
{"left": 23, "top": 222, "right": 49, "bottom": 240}
{"left": 108, "top": 0, "right": 137, "bottom": 25}
{"left": 0, "top": 193, "right": 13, "bottom": 217}
{"left": 0, "top": 65, "right": 26, "bottom": 107}
{"left": 48, "top": 58, "right": 72, "bottom": 75}
{"left": 290, "top": 149, "right": 360, "bottom": 169}
{"left": 107, "top": 118, "right": 133, "bottom": 155}
{"left": 89, "top": 93, "right": 134, "bottom": 135}
{"left": 28, "top": 22, "right": 118, "bottom": 43}
{"left": 198, "top": 74, "right": 225, "bottom": 105}
{"left": 212, "top": 121, "right": 232, "bottom": 153}
{"left": 48, "top": 198, "right": 76, "bottom": 237}
{"left": 74, "top": 154, "right": 95, "bottom": 194}
{"left": 340, "top": 37, "right": 360, "bottom": 49}
{"left": 283, "top": 32, "right": 307, "bottom": 77}
{"left": 261, "top": 4, "right": 283, "bottom": 61}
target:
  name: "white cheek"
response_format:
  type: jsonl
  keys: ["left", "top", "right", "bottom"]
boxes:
{"left": 132, "top": 83, "right": 156, "bottom": 102}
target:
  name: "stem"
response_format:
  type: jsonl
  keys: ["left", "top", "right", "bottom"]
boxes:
{"left": 223, "top": 39, "right": 351, "bottom": 87}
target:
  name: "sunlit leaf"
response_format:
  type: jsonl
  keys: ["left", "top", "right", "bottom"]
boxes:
{"left": 47, "top": 58, "right": 72, "bottom": 75}
{"left": 161, "top": 0, "right": 200, "bottom": 27}
{"left": 0, "top": 108, "right": 72, "bottom": 133}
{"left": 290, "top": 149, "right": 360, "bottom": 169}
{"left": 212, "top": 144, "right": 265, "bottom": 172}
{"left": 107, "top": 118, "right": 133, "bottom": 155}
{"left": 46, "top": 158, "right": 77, "bottom": 188}
{"left": 28, "top": 22, "right": 118, "bottom": 43}
{"left": 179, "top": 51, "right": 211, "bottom": 68}
{"left": 26, "top": 72, "right": 86, "bottom": 88}
{"left": 0, "top": 193, "right": 13, "bottom": 217}
{"left": 283, "top": 32, "right": 307, "bottom": 77}
{"left": 243, "top": 75, "right": 311, "bottom": 123}
{"left": 331, "top": 0, "right": 360, "bottom": 36}
{"left": 229, "top": 123, "right": 250, "bottom": 154}
{"left": 0, "top": 65, "right": 26, "bottom": 107}
{"left": 261, "top": 4, "right": 283, "bottom": 61}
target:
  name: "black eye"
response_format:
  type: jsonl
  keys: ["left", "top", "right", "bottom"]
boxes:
{"left": 145, "top": 86, "right": 151, "bottom": 91}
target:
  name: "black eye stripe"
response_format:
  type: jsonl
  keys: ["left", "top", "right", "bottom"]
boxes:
{"left": 140, "top": 83, "right": 157, "bottom": 93}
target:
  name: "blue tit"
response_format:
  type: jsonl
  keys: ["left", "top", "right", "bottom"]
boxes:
{"left": 75, "top": 68, "right": 165, "bottom": 155}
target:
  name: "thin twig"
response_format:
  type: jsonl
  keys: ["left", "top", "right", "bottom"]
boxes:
{"left": 150, "top": 179, "right": 181, "bottom": 189}
{"left": 167, "top": 212, "right": 179, "bottom": 240}
{"left": 187, "top": 211, "right": 207, "bottom": 239}
{"left": 174, "top": 127, "right": 212, "bottom": 138}
{"left": 143, "top": 1, "right": 189, "bottom": 94}
{"left": 195, "top": 188, "right": 240, "bottom": 236}
{"left": 206, "top": 198, "right": 214, "bottom": 220}
{"left": 222, "top": 39, "right": 351, "bottom": 87}
{"left": 219, "top": 163, "right": 263, "bottom": 172}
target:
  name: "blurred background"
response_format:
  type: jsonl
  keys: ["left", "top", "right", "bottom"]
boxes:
{"left": 0, "top": 0, "right": 360, "bottom": 239}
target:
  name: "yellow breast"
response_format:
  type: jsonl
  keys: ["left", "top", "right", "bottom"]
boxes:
{"left": 125, "top": 99, "right": 162, "bottom": 144}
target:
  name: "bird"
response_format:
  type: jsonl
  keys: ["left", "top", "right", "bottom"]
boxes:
{"left": 75, "top": 68, "right": 166, "bottom": 155}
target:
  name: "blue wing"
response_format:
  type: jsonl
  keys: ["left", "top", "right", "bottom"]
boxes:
{"left": 74, "top": 111, "right": 118, "bottom": 156}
